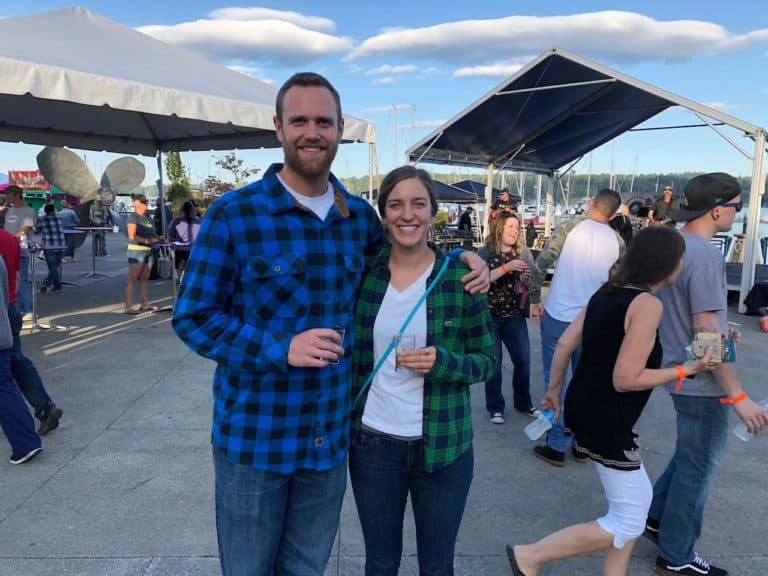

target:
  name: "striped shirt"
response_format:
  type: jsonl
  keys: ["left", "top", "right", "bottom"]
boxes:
{"left": 172, "top": 164, "right": 383, "bottom": 473}
{"left": 351, "top": 246, "right": 494, "bottom": 472}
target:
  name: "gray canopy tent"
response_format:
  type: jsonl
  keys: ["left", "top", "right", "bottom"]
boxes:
{"left": 0, "top": 6, "right": 377, "bottom": 233}
{"left": 406, "top": 46, "right": 766, "bottom": 312}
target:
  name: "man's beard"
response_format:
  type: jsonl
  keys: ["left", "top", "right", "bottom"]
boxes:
{"left": 283, "top": 139, "right": 338, "bottom": 180}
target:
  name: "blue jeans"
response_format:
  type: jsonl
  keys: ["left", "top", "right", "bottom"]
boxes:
{"left": 349, "top": 429, "right": 473, "bottom": 576}
{"left": 44, "top": 250, "right": 63, "bottom": 290}
{"left": 9, "top": 303, "right": 54, "bottom": 421}
{"left": 0, "top": 348, "right": 41, "bottom": 459}
{"left": 648, "top": 395, "right": 730, "bottom": 565}
{"left": 18, "top": 253, "right": 32, "bottom": 315}
{"left": 485, "top": 314, "right": 533, "bottom": 414}
{"left": 540, "top": 309, "right": 581, "bottom": 452}
{"left": 213, "top": 449, "right": 346, "bottom": 576}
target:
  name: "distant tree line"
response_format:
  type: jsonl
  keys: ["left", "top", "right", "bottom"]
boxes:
{"left": 340, "top": 172, "right": 767, "bottom": 205}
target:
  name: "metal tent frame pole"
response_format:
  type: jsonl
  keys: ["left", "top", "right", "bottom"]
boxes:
{"left": 739, "top": 130, "right": 767, "bottom": 313}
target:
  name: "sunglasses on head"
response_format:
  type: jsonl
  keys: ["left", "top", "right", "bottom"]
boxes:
{"left": 720, "top": 200, "right": 743, "bottom": 212}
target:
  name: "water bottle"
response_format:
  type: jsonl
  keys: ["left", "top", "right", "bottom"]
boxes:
{"left": 524, "top": 410, "right": 555, "bottom": 441}
{"left": 733, "top": 399, "right": 768, "bottom": 442}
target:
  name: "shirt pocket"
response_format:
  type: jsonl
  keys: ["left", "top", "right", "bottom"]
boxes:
{"left": 339, "top": 253, "right": 365, "bottom": 303}
{"left": 247, "top": 254, "right": 309, "bottom": 319}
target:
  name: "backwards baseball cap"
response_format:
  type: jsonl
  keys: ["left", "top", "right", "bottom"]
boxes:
{"left": 671, "top": 172, "right": 741, "bottom": 222}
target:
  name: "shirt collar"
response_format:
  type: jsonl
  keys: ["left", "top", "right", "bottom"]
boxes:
{"left": 262, "top": 163, "right": 350, "bottom": 218}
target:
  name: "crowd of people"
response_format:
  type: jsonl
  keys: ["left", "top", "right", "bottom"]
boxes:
{"left": 3, "top": 71, "right": 766, "bottom": 576}
{"left": 175, "top": 72, "right": 768, "bottom": 576}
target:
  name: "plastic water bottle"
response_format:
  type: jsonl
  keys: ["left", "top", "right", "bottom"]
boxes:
{"left": 524, "top": 410, "right": 555, "bottom": 441}
{"left": 733, "top": 399, "right": 768, "bottom": 442}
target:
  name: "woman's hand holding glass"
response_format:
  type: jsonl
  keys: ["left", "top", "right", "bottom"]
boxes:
{"left": 396, "top": 346, "right": 436, "bottom": 374}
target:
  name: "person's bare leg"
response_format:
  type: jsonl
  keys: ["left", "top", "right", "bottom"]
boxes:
{"left": 513, "top": 521, "right": 613, "bottom": 575}
{"left": 602, "top": 538, "right": 637, "bottom": 576}
{"left": 139, "top": 263, "right": 151, "bottom": 308}
{"left": 125, "top": 263, "right": 142, "bottom": 309}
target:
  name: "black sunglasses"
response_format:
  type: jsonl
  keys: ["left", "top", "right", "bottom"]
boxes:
{"left": 720, "top": 200, "right": 743, "bottom": 212}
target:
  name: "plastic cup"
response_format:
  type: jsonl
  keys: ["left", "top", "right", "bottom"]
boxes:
{"left": 327, "top": 326, "right": 345, "bottom": 366}
{"left": 395, "top": 334, "right": 416, "bottom": 371}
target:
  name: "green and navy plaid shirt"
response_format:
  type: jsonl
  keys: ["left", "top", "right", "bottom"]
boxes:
{"left": 173, "top": 164, "right": 383, "bottom": 473}
{"left": 351, "top": 246, "right": 494, "bottom": 472}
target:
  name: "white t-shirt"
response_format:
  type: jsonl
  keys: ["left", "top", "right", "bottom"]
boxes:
{"left": 363, "top": 264, "right": 434, "bottom": 438}
{"left": 545, "top": 219, "right": 620, "bottom": 323}
{"left": 3, "top": 204, "right": 36, "bottom": 251}
{"left": 277, "top": 175, "right": 335, "bottom": 221}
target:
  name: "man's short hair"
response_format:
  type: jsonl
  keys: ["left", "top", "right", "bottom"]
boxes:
{"left": 5, "top": 185, "right": 22, "bottom": 198}
{"left": 593, "top": 188, "right": 622, "bottom": 218}
{"left": 276, "top": 72, "right": 342, "bottom": 124}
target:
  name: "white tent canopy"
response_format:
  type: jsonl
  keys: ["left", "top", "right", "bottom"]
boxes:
{"left": 0, "top": 6, "right": 376, "bottom": 155}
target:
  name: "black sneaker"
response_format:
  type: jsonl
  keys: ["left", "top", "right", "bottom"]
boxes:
{"left": 38, "top": 406, "right": 63, "bottom": 436}
{"left": 644, "top": 517, "right": 660, "bottom": 546}
{"left": 533, "top": 445, "right": 565, "bottom": 467}
{"left": 10, "top": 447, "right": 43, "bottom": 465}
{"left": 655, "top": 554, "right": 728, "bottom": 575}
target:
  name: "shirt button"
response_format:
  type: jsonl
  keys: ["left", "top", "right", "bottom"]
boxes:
{"left": 274, "top": 265, "right": 281, "bottom": 272}
{"left": 314, "top": 437, "right": 324, "bottom": 447}
{"left": 323, "top": 294, "right": 329, "bottom": 301}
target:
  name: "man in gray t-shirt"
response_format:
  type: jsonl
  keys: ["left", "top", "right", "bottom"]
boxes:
{"left": 646, "top": 173, "right": 768, "bottom": 576}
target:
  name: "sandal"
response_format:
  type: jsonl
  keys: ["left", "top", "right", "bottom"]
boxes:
{"left": 506, "top": 545, "right": 527, "bottom": 576}
{"left": 124, "top": 307, "right": 140, "bottom": 315}
{"left": 139, "top": 304, "right": 159, "bottom": 312}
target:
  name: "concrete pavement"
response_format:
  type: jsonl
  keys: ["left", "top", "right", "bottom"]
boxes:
{"left": 1, "top": 231, "right": 767, "bottom": 575}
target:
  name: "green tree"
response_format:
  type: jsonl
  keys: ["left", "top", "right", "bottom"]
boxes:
{"left": 214, "top": 153, "right": 260, "bottom": 187}
{"left": 165, "top": 151, "right": 191, "bottom": 191}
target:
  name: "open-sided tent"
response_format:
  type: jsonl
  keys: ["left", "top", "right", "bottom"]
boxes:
{"left": 406, "top": 47, "right": 766, "bottom": 312}
{"left": 0, "top": 6, "right": 377, "bottom": 230}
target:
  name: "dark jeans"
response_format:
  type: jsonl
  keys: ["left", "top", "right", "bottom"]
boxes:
{"left": 9, "top": 303, "right": 53, "bottom": 421}
{"left": 485, "top": 314, "right": 533, "bottom": 414}
{"left": 94, "top": 229, "right": 107, "bottom": 256}
{"left": 44, "top": 250, "right": 63, "bottom": 290}
{"left": 213, "top": 449, "right": 346, "bottom": 576}
{"left": 64, "top": 227, "right": 77, "bottom": 258}
{"left": 541, "top": 310, "right": 581, "bottom": 452}
{"left": 349, "top": 429, "right": 473, "bottom": 576}
{"left": 0, "top": 348, "right": 41, "bottom": 459}
{"left": 648, "top": 395, "right": 730, "bottom": 565}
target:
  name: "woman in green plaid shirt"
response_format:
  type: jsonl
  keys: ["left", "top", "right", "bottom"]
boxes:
{"left": 350, "top": 166, "right": 494, "bottom": 576}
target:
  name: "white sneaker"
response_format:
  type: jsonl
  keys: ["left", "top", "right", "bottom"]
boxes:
{"left": 22, "top": 312, "right": 34, "bottom": 322}
{"left": 490, "top": 412, "right": 505, "bottom": 424}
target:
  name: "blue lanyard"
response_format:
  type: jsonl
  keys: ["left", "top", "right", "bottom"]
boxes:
{"left": 353, "top": 250, "right": 460, "bottom": 408}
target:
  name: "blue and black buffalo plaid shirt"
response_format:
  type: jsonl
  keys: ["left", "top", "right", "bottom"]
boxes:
{"left": 173, "top": 164, "right": 383, "bottom": 473}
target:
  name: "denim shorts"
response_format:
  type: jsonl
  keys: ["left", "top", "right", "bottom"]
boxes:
{"left": 127, "top": 249, "right": 154, "bottom": 265}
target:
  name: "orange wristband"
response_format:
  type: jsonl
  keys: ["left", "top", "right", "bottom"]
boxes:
{"left": 501, "top": 264, "right": 510, "bottom": 274}
{"left": 673, "top": 365, "right": 686, "bottom": 392}
{"left": 720, "top": 392, "right": 747, "bottom": 405}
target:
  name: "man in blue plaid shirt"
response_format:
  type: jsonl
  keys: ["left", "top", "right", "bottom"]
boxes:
{"left": 36, "top": 203, "right": 66, "bottom": 292}
{"left": 173, "top": 72, "right": 488, "bottom": 576}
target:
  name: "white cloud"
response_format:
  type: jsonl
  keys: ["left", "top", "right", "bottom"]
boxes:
{"left": 453, "top": 61, "right": 527, "bottom": 78}
{"left": 346, "top": 11, "right": 768, "bottom": 64}
{"left": 138, "top": 13, "right": 352, "bottom": 65}
{"left": 227, "top": 65, "right": 275, "bottom": 84}
{"left": 371, "top": 77, "right": 396, "bottom": 86}
{"left": 208, "top": 7, "right": 336, "bottom": 33}
{"left": 365, "top": 64, "right": 418, "bottom": 76}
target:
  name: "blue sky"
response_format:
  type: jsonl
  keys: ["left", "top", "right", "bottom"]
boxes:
{"left": 2, "top": 1, "right": 768, "bottom": 187}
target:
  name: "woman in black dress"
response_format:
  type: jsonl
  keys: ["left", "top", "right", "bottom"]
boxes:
{"left": 507, "top": 227, "right": 713, "bottom": 576}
